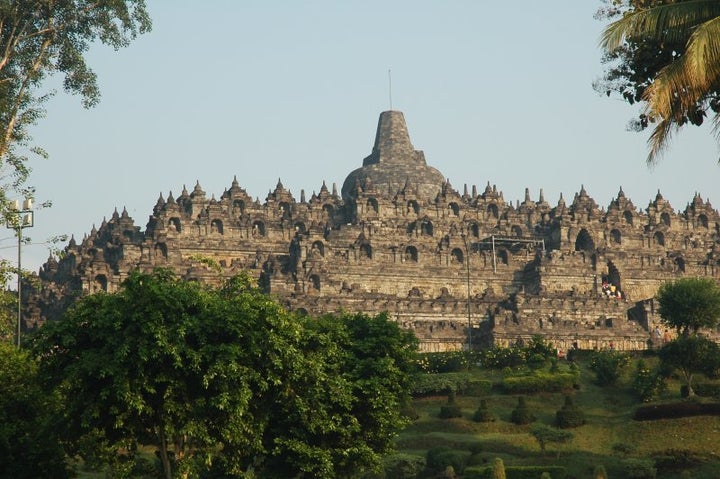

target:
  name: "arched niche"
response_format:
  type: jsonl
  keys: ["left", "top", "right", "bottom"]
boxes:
{"left": 421, "top": 219, "right": 433, "bottom": 236}
{"left": 169, "top": 217, "right": 182, "bottom": 233}
{"left": 610, "top": 229, "right": 621, "bottom": 245}
{"left": 511, "top": 225, "right": 523, "bottom": 238}
{"left": 698, "top": 214, "right": 709, "bottom": 228}
{"left": 155, "top": 242, "right": 168, "bottom": 259}
{"left": 487, "top": 203, "right": 499, "bottom": 219}
{"left": 660, "top": 212, "right": 671, "bottom": 227}
{"left": 252, "top": 220, "right": 266, "bottom": 237}
{"left": 407, "top": 200, "right": 420, "bottom": 215}
{"left": 211, "top": 219, "right": 224, "bottom": 235}
{"left": 451, "top": 248, "right": 464, "bottom": 264}
{"left": 675, "top": 257, "right": 686, "bottom": 273}
{"left": 575, "top": 228, "right": 595, "bottom": 252}
{"left": 653, "top": 230, "right": 665, "bottom": 247}
{"left": 94, "top": 274, "right": 108, "bottom": 292}
{"left": 404, "top": 245, "right": 418, "bottom": 262}
{"left": 448, "top": 202, "right": 460, "bottom": 216}
{"left": 311, "top": 240, "right": 325, "bottom": 257}
{"left": 623, "top": 210, "right": 633, "bottom": 225}
{"left": 366, "top": 197, "right": 379, "bottom": 213}
{"left": 309, "top": 274, "right": 321, "bottom": 292}
{"left": 360, "top": 243, "right": 372, "bottom": 259}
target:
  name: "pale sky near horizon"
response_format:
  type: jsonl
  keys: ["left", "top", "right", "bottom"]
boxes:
{"left": 5, "top": 1, "right": 720, "bottom": 274}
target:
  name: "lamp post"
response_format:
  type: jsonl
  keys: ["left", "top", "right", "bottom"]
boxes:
{"left": 460, "top": 227, "right": 472, "bottom": 350}
{"left": 6, "top": 198, "right": 33, "bottom": 348}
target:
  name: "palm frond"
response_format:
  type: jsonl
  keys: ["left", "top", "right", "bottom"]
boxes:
{"left": 647, "top": 117, "right": 675, "bottom": 165}
{"left": 600, "top": 0, "right": 720, "bottom": 51}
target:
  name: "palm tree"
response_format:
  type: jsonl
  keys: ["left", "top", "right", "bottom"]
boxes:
{"left": 600, "top": 1, "right": 720, "bottom": 163}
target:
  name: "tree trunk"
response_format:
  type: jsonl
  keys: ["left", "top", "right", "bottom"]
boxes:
{"left": 158, "top": 427, "right": 173, "bottom": 479}
{"left": 684, "top": 371, "right": 695, "bottom": 397}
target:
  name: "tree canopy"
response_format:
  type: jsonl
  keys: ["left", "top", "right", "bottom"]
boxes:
{"left": 31, "top": 269, "right": 418, "bottom": 478}
{"left": 0, "top": 0, "right": 150, "bottom": 204}
{"left": 659, "top": 334, "right": 720, "bottom": 396}
{"left": 656, "top": 277, "right": 720, "bottom": 335}
{"left": 0, "top": 342, "right": 69, "bottom": 478}
{"left": 597, "top": 0, "right": 720, "bottom": 163}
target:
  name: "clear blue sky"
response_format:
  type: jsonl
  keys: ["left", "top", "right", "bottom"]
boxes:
{"left": 7, "top": 1, "right": 720, "bottom": 273}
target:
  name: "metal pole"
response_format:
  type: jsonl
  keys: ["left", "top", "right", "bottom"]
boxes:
{"left": 16, "top": 226, "right": 21, "bottom": 348}
{"left": 461, "top": 230, "right": 472, "bottom": 350}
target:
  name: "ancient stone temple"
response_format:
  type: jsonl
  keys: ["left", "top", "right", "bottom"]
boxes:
{"left": 26, "top": 111, "right": 720, "bottom": 352}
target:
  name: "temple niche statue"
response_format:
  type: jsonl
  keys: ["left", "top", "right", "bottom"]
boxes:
{"left": 25, "top": 111, "right": 720, "bottom": 352}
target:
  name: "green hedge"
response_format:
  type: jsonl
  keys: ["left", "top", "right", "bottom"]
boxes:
{"left": 411, "top": 373, "right": 492, "bottom": 397}
{"left": 501, "top": 372, "right": 577, "bottom": 394}
{"left": 464, "top": 465, "right": 567, "bottom": 479}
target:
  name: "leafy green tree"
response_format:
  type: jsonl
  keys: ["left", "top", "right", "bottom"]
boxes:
{"left": 0, "top": 342, "right": 69, "bottom": 478}
{"left": 656, "top": 277, "right": 720, "bottom": 336}
{"left": 0, "top": 0, "right": 151, "bottom": 207}
{"left": 32, "top": 270, "right": 416, "bottom": 479}
{"left": 529, "top": 424, "right": 574, "bottom": 458}
{"left": 589, "top": 350, "right": 631, "bottom": 386}
{"left": 598, "top": 0, "right": 720, "bottom": 163}
{"left": 659, "top": 334, "right": 720, "bottom": 397}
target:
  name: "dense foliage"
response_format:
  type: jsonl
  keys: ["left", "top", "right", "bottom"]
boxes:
{"left": 656, "top": 277, "right": 720, "bottom": 336}
{"left": 589, "top": 350, "right": 631, "bottom": 386}
{"left": 0, "top": 0, "right": 151, "bottom": 203}
{"left": 597, "top": 0, "right": 720, "bottom": 163}
{"left": 31, "top": 270, "right": 417, "bottom": 479}
{"left": 0, "top": 342, "right": 69, "bottom": 478}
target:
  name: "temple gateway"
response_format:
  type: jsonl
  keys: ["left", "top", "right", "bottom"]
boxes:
{"left": 27, "top": 111, "right": 720, "bottom": 351}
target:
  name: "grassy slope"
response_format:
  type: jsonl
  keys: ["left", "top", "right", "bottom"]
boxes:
{"left": 398, "top": 357, "right": 720, "bottom": 479}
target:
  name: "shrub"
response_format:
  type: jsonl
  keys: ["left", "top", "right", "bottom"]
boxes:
{"left": 510, "top": 396, "right": 536, "bottom": 425}
{"left": 634, "top": 401, "right": 720, "bottom": 420}
{"left": 623, "top": 458, "right": 656, "bottom": 478}
{"left": 473, "top": 399, "right": 495, "bottom": 423}
{"left": 501, "top": 372, "right": 576, "bottom": 394}
{"left": 416, "top": 351, "right": 474, "bottom": 373}
{"left": 465, "top": 379, "right": 493, "bottom": 396}
{"left": 589, "top": 350, "right": 631, "bottom": 386}
{"left": 380, "top": 454, "right": 425, "bottom": 479}
{"left": 463, "top": 465, "right": 567, "bottom": 479}
{"left": 411, "top": 372, "right": 475, "bottom": 397}
{"left": 593, "top": 464, "right": 608, "bottom": 479}
{"left": 491, "top": 457, "right": 506, "bottom": 479}
{"left": 425, "top": 446, "right": 469, "bottom": 475}
{"left": 612, "top": 442, "right": 636, "bottom": 455}
{"left": 439, "top": 405, "right": 463, "bottom": 419}
{"left": 632, "top": 360, "right": 667, "bottom": 402}
{"left": 555, "top": 395, "right": 586, "bottom": 428}
{"left": 652, "top": 448, "right": 704, "bottom": 471}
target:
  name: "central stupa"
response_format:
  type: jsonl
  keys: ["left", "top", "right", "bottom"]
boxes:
{"left": 341, "top": 110, "right": 445, "bottom": 201}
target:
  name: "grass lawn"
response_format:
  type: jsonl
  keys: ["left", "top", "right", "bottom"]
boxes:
{"left": 397, "top": 354, "right": 720, "bottom": 478}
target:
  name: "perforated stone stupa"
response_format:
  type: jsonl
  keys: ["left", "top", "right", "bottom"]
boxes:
{"left": 26, "top": 111, "right": 720, "bottom": 352}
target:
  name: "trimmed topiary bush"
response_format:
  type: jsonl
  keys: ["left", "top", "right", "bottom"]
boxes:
{"left": 425, "top": 446, "right": 469, "bottom": 475}
{"left": 510, "top": 396, "right": 536, "bottom": 425}
{"left": 555, "top": 395, "right": 586, "bottom": 428}
{"left": 473, "top": 399, "right": 495, "bottom": 423}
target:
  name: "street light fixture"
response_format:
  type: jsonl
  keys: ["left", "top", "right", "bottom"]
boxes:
{"left": 6, "top": 198, "right": 33, "bottom": 348}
